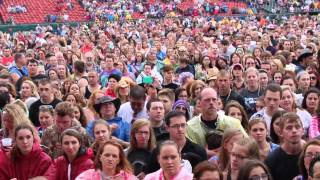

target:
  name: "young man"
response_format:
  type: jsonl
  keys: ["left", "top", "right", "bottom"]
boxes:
{"left": 83, "top": 70, "right": 103, "bottom": 99}
{"left": 216, "top": 70, "right": 245, "bottom": 108}
{"left": 265, "top": 112, "right": 304, "bottom": 180}
{"left": 100, "top": 55, "right": 122, "bottom": 87}
{"left": 117, "top": 85, "right": 148, "bottom": 123}
{"left": 41, "top": 102, "right": 89, "bottom": 159}
{"left": 162, "top": 65, "right": 179, "bottom": 90}
{"left": 29, "top": 79, "right": 62, "bottom": 127}
{"left": 146, "top": 98, "right": 168, "bottom": 141}
{"left": 251, "top": 83, "right": 282, "bottom": 131}
{"left": 146, "top": 111, "right": 207, "bottom": 173}
{"left": 9, "top": 53, "right": 28, "bottom": 84}
{"left": 158, "top": 88, "right": 175, "bottom": 116}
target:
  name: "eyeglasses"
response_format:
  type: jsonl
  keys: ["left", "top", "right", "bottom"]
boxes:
{"left": 310, "top": 76, "right": 317, "bottom": 80}
{"left": 230, "top": 152, "right": 248, "bottom": 160}
{"left": 175, "top": 106, "right": 186, "bottom": 111}
{"left": 170, "top": 123, "right": 187, "bottom": 129}
{"left": 136, "top": 131, "right": 149, "bottom": 135}
{"left": 39, "top": 105, "right": 54, "bottom": 110}
{"left": 305, "top": 152, "right": 320, "bottom": 159}
{"left": 249, "top": 174, "right": 269, "bottom": 180}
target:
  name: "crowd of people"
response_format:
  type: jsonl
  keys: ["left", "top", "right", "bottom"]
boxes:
{"left": 7, "top": 5, "right": 27, "bottom": 14}
{"left": 1, "top": 10, "right": 320, "bottom": 180}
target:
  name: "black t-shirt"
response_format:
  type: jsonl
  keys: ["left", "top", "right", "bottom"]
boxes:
{"left": 265, "top": 146, "right": 301, "bottom": 180}
{"left": 201, "top": 116, "right": 218, "bottom": 130}
{"left": 29, "top": 98, "right": 62, "bottom": 127}
{"left": 220, "top": 90, "right": 246, "bottom": 109}
{"left": 162, "top": 83, "right": 179, "bottom": 91}
{"left": 31, "top": 74, "right": 48, "bottom": 85}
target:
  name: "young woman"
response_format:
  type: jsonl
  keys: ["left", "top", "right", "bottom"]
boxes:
{"left": 20, "top": 80, "right": 39, "bottom": 102}
{"left": 69, "top": 83, "right": 82, "bottom": 96}
{"left": 273, "top": 71, "right": 283, "bottom": 85}
{"left": 218, "top": 129, "right": 245, "bottom": 171}
{"left": 243, "top": 56, "right": 256, "bottom": 69}
{"left": 126, "top": 119, "right": 156, "bottom": 178}
{"left": 230, "top": 53, "right": 242, "bottom": 66}
{"left": 63, "top": 93, "right": 86, "bottom": 107}
{"left": 296, "top": 139, "right": 320, "bottom": 180}
{"left": 38, "top": 105, "right": 55, "bottom": 138}
{"left": 57, "top": 64, "right": 70, "bottom": 81}
{"left": 76, "top": 140, "right": 137, "bottom": 179}
{"left": 0, "top": 124, "right": 52, "bottom": 179}
{"left": 83, "top": 90, "right": 105, "bottom": 122}
{"left": 249, "top": 118, "right": 278, "bottom": 160}
{"left": 230, "top": 64, "right": 245, "bottom": 92}
{"left": 87, "top": 120, "right": 111, "bottom": 155}
{"left": 0, "top": 103, "right": 34, "bottom": 140}
{"left": 309, "top": 70, "right": 319, "bottom": 88}
{"left": 189, "top": 80, "right": 206, "bottom": 105}
{"left": 105, "top": 74, "right": 121, "bottom": 98}
{"left": 144, "top": 140, "right": 193, "bottom": 180}
{"left": 280, "top": 86, "right": 312, "bottom": 133}
{"left": 48, "top": 68, "right": 59, "bottom": 81}
{"left": 302, "top": 88, "right": 320, "bottom": 117}
{"left": 270, "top": 110, "right": 286, "bottom": 144}
{"left": 175, "top": 87, "right": 188, "bottom": 101}
{"left": 45, "top": 129, "right": 94, "bottom": 180}
{"left": 193, "top": 161, "right": 222, "bottom": 180}
{"left": 225, "top": 137, "right": 260, "bottom": 180}
{"left": 73, "top": 104, "right": 88, "bottom": 128}
{"left": 237, "top": 159, "right": 273, "bottom": 180}
{"left": 225, "top": 101, "right": 249, "bottom": 132}
{"left": 116, "top": 80, "right": 130, "bottom": 104}
{"left": 194, "top": 55, "right": 214, "bottom": 81}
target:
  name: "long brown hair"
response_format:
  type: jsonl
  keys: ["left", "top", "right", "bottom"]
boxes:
{"left": 218, "top": 129, "right": 244, "bottom": 171}
{"left": 95, "top": 140, "right": 133, "bottom": 174}
{"left": 225, "top": 101, "right": 249, "bottom": 132}
{"left": 11, "top": 123, "right": 36, "bottom": 162}
{"left": 128, "top": 119, "right": 156, "bottom": 153}
{"left": 298, "top": 139, "right": 320, "bottom": 179}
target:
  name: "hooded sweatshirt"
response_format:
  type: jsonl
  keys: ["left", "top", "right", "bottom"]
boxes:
{"left": 45, "top": 148, "right": 94, "bottom": 180}
{"left": 0, "top": 142, "right": 52, "bottom": 180}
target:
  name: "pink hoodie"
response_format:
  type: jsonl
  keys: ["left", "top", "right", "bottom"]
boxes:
{"left": 309, "top": 116, "right": 320, "bottom": 139}
{"left": 76, "top": 169, "right": 137, "bottom": 180}
{"left": 144, "top": 167, "right": 193, "bottom": 180}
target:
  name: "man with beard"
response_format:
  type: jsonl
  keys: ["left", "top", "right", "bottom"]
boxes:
{"left": 265, "top": 112, "right": 304, "bottom": 180}
{"left": 186, "top": 88, "right": 247, "bottom": 155}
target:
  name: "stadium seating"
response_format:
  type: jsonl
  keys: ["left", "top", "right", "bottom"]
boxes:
{"left": 0, "top": 0, "right": 86, "bottom": 24}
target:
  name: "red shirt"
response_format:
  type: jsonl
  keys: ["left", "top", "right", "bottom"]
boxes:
{"left": 1, "top": 56, "right": 14, "bottom": 66}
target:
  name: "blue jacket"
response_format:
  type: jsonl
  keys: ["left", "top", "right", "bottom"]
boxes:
{"left": 87, "top": 117, "right": 131, "bottom": 142}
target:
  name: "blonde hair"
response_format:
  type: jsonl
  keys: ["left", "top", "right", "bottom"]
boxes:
{"left": 87, "top": 90, "right": 105, "bottom": 112}
{"left": 21, "top": 80, "right": 39, "bottom": 97}
{"left": 281, "top": 85, "right": 297, "bottom": 111}
{"left": 271, "top": 58, "right": 284, "bottom": 72}
{"left": 2, "top": 103, "right": 34, "bottom": 137}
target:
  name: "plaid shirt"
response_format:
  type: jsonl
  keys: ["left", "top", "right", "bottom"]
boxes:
{"left": 41, "top": 120, "right": 90, "bottom": 159}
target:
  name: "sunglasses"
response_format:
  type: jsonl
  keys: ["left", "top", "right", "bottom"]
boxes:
{"left": 39, "top": 105, "right": 54, "bottom": 110}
